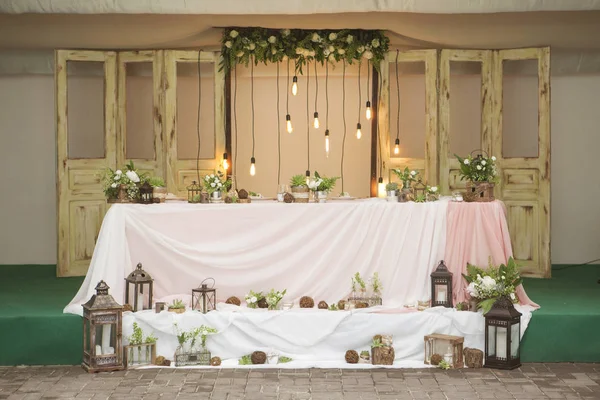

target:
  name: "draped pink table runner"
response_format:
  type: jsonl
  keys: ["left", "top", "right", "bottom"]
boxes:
{"left": 445, "top": 201, "right": 538, "bottom": 308}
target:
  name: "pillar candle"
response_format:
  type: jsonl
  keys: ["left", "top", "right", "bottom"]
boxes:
{"left": 437, "top": 288, "right": 447, "bottom": 303}
{"left": 95, "top": 345, "right": 102, "bottom": 356}
{"left": 136, "top": 293, "right": 144, "bottom": 311}
{"left": 101, "top": 324, "right": 112, "bottom": 354}
{"left": 496, "top": 328, "right": 507, "bottom": 359}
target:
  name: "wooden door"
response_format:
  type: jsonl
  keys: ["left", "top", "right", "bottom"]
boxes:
{"left": 116, "top": 51, "right": 165, "bottom": 178}
{"left": 164, "top": 51, "right": 226, "bottom": 196}
{"left": 492, "top": 48, "right": 551, "bottom": 277}
{"left": 56, "top": 50, "right": 117, "bottom": 277}
{"left": 378, "top": 50, "right": 438, "bottom": 188}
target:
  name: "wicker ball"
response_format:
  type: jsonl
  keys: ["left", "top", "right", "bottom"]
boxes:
{"left": 123, "top": 304, "right": 133, "bottom": 312}
{"left": 355, "top": 302, "right": 369, "bottom": 309}
{"left": 283, "top": 192, "right": 295, "bottom": 203}
{"left": 430, "top": 353, "right": 443, "bottom": 366}
{"left": 318, "top": 301, "right": 328, "bottom": 309}
{"left": 155, "top": 356, "right": 165, "bottom": 366}
{"left": 163, "top": 359, "right": 171, "bottom": 366}
{"left": 211, "top": 356, "right": 222, "bottom": 366}
{"left": 238, "top": 189, "right": 249, "bottom": 199}
{"left": 299, "top": 296, "right": 315, "bottom": 308}
{"left": 337, "top": 300, "right": 346, "bottom": 310}
{"left": 224, "top": 196, "right": 232, "bottom": 204}
{"left": 345, "top": 350, "right": 359, "bottom": 364}
{"left": 225, "top": 296, "right": 241, "bottom": 306}
{"left": 257, "top": 298, "right": 268, "bottom": 309}
{"left": 251, "top": 351, "right": 267, "bottom": 365}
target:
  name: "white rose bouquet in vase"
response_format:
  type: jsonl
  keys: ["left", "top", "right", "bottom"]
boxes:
{"left": 455, "top": 151, "right": 498, "bottom": 202}
{"left": 102, "top": 161, "right": 144, "bottom": 203}
{"left": 307, "top": 171, "right": 339, "bottom": 203}
{"left": 245, "top": 290, "right": 264, "bottom": 309}
{"left": 203, "top": 171, "right": 231, "bottom": 202}
{"left": 391, "top": 167, "right": 418, "bottom": 202}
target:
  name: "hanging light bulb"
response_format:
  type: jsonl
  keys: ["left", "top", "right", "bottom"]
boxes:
{"left": 222, "top": 152, "right": 229, "bottom": 171}
{"left": 356, "top": 123, "right": 362, "bottom": 139}
{"left": 394, "top": 138, "right": 400, "bottom": 155}
{"left": 378, "top": 177, "right": 386, "bottom": 198}
{"left": 365, "top": 100, "right": 372, "bottom": 120}
{"left": 305, "top": 170, "right": 310, "bottom": 185}
{"left": 250, "top": 157, "right": 256, "bottom": 176}
{"left": 313, "top": 112, "right": 320, "bottom": 129}
{"left": 292, "top": 76, "right": 298, "bottom": 96}
{"left": 325, "top": 129, "right": 330, "bottom": 157}
{"left": 286, "top": 114, "right": 293, "bottom": 133}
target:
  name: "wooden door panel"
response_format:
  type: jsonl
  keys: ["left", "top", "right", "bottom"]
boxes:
{"left": 69, "top": 200, "right": 106, "bottom": 275}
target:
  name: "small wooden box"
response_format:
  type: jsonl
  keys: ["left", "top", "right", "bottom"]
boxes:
{"left": 123, "top": 343, "right": 156, "bottom": 368}
{"left": 424, "top": 333, "right": 464, "bottom": 368}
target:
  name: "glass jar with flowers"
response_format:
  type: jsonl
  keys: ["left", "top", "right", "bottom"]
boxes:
{"left": 455, "top": 151, "right": 498, "bottom": 202}
{"left": 307, "top": 171, "right": 339, "bottom": 203}
{"left": 290, "top": 175, "right": 309, "bottom": 203}
{"left": 392, "top": 167, "right": 418, "bottom": 202}
{"left": 265, "top": 289, "right": 287, "bottom": 310}
{"left": 203, "top": 171, "right": 231, "bottom": 202}
{"left": 102, "top": 161, "right": 145, "bottom": 203}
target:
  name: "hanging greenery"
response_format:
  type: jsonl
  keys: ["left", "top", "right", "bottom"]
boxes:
{"left": 220, "top": 27, "right": 390, "bottom": 73}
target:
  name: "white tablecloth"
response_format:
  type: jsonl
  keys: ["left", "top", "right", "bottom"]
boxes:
{"left": 65, "top": 200, "right": 449, "bottom": 315}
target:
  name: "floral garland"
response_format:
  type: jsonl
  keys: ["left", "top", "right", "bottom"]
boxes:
{"left": 220, "top": 28, "right": 390, "bottom": 73}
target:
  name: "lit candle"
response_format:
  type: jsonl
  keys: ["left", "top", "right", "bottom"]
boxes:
{"left": 101, "top": 324, "right": 112, "bottom": 354}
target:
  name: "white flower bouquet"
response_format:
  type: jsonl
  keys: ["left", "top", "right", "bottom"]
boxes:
{"left": 463, "top": 257, "right": 521, "bottom": 313}
{"left": 455, "top": 152, "right": 498, "bottom": 183}
{"left": 102, "top": 160, "right": 145, "bottom": 201}
{"left": 203, "top": 171, "right": 231, "bottom": 195}
{"left": 392, "top": 167, "right": 418, "bottom": 189}
{"left": 245, "top": 290, "right": 264, "bottom": 309}
{"left": 265, "top": 289, "right": 287, "bottom": 310}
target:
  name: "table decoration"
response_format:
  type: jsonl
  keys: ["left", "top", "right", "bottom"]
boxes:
{"left": 412, "top": 179, "right": 427, "bottom": 203}
{"left": 225, "top": 296, "right": 241, "bottom": 306}
{"left": 369, "top": 272, "right": 383, "bottom": 306}
{"left": 307, "top": 171, "right": 339, "bottom": 203}
{"left": 485, "top": 296, "right": 522, "bottom": 370}
{"left": 345, "top": 350, "right": 359, "bottom": 364}
{"left": 124, "top": 262, "right": 154, "bottom": 312}
{"left": 464, "top": 347, "right": 484, "bottom": 368}
{"left": 283, "top": 192, "right": 295, "bottom": 203}
{"left": 359, "top": 350, "right": 371, "bottom": 364}
{"left": 237, "top": 189, "right": 251, "bottom": 203}
{"left": 251, "top": 351, "right": 267, "bottom": 365}
{"left": 186, "top": 181, "right": 202, "bottom": 203}
{"left": 427, "top": 185, "right": 439, "bottom": 201}
{"left": 431, "top": 260, "right": 453, "bottom": 308}
{"left": 337, "top": 300, "right": 346, "bottom": 310}
{"left": 138, "top": 181, "right": 154, "bottom": 204}
{"left": 265, "top": 288, "right": 287, "bottom": 310}
{"left": 211, "top": 356, "right": 222, "bottom": 366}
{"left": 392, "top": 167, "right": 418, "bottom": 202}
{"left": 463, "top": 257, "right": 521, "bottom": 314}
{"left": 103, "top": 161, "right": 145, "bottom": 203}
{"left": 154, "top": 302, "right": 165, "bottom": 313}
{"left": 290, "top": 175, "right": 309, "bottom": 203}
{"left": 148, "top": 177, "right": 167, "bottom": 203}
{"left": 124, "top": 322, "right": 157, "bottom": 368}
{"left": 173, "top": 324, "right": 217, "bottom": 366}
{"left": 371, "top": 334, "right": 394, "bottom": 365}
{"left": 245, "top": 290, "right": 264, "bottom": 309}
{"left": 299, "top": 296, "right": 315, "bottom": 308}
{"left": 191, "top": 278, "right": 217, "bottom": 313}
{"left": 328, "top": 303, "right": 339, "bottom": 311}
{"left": 203, "top": 171, "right": 231, "bottom": 203}
{"left": 167, "top": 299, "right": 186, "bottom": 314}
{"left": 455, "top": 151, "right": 497, "bottom": 202}
{"left": 385, "top": 182, "right": 398, "bottom": 202}
{"left": 318, "top": 300, "right": 328, "bottom": 309}
{"left": 424, "top": 333, "right": 464, "bottom": 369}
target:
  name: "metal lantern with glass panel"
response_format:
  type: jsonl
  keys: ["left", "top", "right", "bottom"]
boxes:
{"left": 430, "top": 260, "right": 453, "bottom": 308}
{"left": 82, "top": 281, "right": 124, "bottom": 373}
{"left": 424, "top": 333, "right": 464, "bottom": 368}
{"left": 138, "top": 181, "right": 154, "bottom": 204}
{"left": 412, "top": 179, "right": 427, "bottom": 202}
{"left": 187, "top": 180, "right": 202, "bottom": 203}
{"left": 191, "top": 278, "right": 217, "bottom": 313}
{"left": 485, "top": 296, "right": 522, "bottom": 370}
{"left": 125, "top": 263, "right": 154, "bottom": 312}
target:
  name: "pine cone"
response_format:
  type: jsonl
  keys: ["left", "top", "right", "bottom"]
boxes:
{"left": 318, "top": 301, "right": 328, "bottom": 309}
{"left": 238, "top": 189, "right": 249, "bottom": 199}
{"left": 251, "top": 351, "right": 266, "bottom": 365}
{"left": 299, "top": 296, "right": 314, "bottom": 308}
{"left": 225, "top": 296, "right": 241, "bottom": 306}
{"left": 210, "top": 356, "right": 222, "bottom": 366}
{"left": 337, "top": 300, "right": 346, "bottom": 310}
{"left": 154, "top": 356, "right": 165, "bottom": 366}
{"left": 283, "top": 192, "right": 295, "bottom": 203}
{"left": 257, "top": 298, "right": 268, "bottom": 309}
{"left": 430, "top": 353, "right": 443, "bottom": 366}
{"left": 345, "top": 350, "right": 359, "bottom": 364}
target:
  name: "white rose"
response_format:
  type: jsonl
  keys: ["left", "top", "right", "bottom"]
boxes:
{"left": 218, "top": 182, "right": 222, "bottom": 187}
{"left": 268, "top": 36, "right": 277, "bottom": 44}
{"left": 358, "top": 46, "right": 365, "bottom": 53}
{"left": 328, "top": 45, "right": 335, "bottom": 52}
{"left": 481, "top": 160, "right": 487, "bottom": 166}
{"left": 329, "top": 33, "right": 337, "bottom": 41}
{"left": 251, "top": 296, "right": 257, "bottom": 303}
{"left": 205, "top": 176, "right": 210, "bottom": 181}
{"left": 510, "top": 293, "right": 516, "bottom": 301}
{"left": 491, "top": 156, "right": 497, "bottom": 161}
{"left": 372, "top": 38, "right": 380, "bottom": 48}
{"left": 410, "top": 170, "right": 416, "bottom": 176}
{"left": 324, "top": 49, "right": 330, "bottom": 56}
{"left": 466, "top": 282, "right": 480, "bottom": 298}
{"left": 202, "top": 330, "right": 208, "bottom": 336}
{"left": 311, "top": 33, "right": 320, "bottom": 42}
{"left": 363, "top": 50, "right": 373, "bottom": 60}
{"left": 346, "top": 35, "right": 353, "bottom": 43}
{"left": 271, "top": 49, "right": 276, "bottom": 55}
{"left": 236, "top": 51, "right": 244, "bottom": 57}
{"left": 328, "top": 53, "right": 336, "bottom": 61}
{"left": 464, "top": 159, "right": 470, "bottom": 165}
{"left": 476, "top": 165, "right": 482, "bottom": 170}
{"left": 248, "top": 43, "right": 256, "bottom": 50}
{"left": 210, "top": 183, "right": 216, "bottom": 188}
{"left": 230, "top": 30, "right": 239, "bottom": 38}
{"left": 211, "top": 174, "right": 215, "bottom": 178}
{"left": 225, "top": 41, "right": 232, "bottom": 49}
{"left": 482, "top": 276, "right": 496, "bottom": 288}
{"left": 111, "top": 183, "right": 117, "bottom": 188}
{"left": 126, "top": 170, "right": 140, "bottom": 183}
{"left": 114, "top": 175, "right": 120, "bottom": 181}
{"left": 115, "top": 170, "right": 122, "bottom": 175}
{"left": 282, "top": 29, "right": 291, "bottom": 37}
{"left": 309, "top": 51, "right": 315, "bottom": 57}
{"left": 338, "top": 49, "right": 345, "bottom": 55}
{"left": 295, "top": 48, "right": 304, "bottom": 55}
{"left": 430, "top": 186, "right": 438, "bottom": 193}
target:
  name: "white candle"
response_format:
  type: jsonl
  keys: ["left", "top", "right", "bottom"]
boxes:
{"left": 437, "top": 289, "right": 447, "bottom": 303}
{"left": 496, "top": 328, "right": 507, "bottom": 359}
{"left": 136, "top": 293, "right": 144, "bottom": 311}
{"left": 95, "top": 345, "right": 102, "bottom": 356}
{"left": 101, "top": 324, "right": 112, "bottom": 354}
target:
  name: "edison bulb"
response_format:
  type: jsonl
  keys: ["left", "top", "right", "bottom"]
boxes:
{"left": 325, "top": 130, "right": 330, "bottom": 157}
{"left": 377, "top": 177, "right": 386, "bottom": 198}
{"left": 222, "top": 153, "right": 229, "bottom": 170}
{"left": 250, "top": 157, "right": 256, "bottom": 176}
{"left": 356, "top": 123, "right": 362, "bottom": 139}
{"left": 365, "top": 100, "right": 372, "bottom": 120}
{"left": 292, "top": 76, "right": 298, "bottom": 96}
{"left": 394, "top": 138, "right": 400, "bottom": 155}
{"left": 313, "top": 112, "right": 320, "bottom": 129}
{"left": 305, "top": 170, "right": 310, "bottom": 185}
{"left": 286, "top": 114, "right": 293, "bottom": 133}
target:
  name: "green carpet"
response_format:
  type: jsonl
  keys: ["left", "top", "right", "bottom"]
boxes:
{"left": 0, "top": 265, "right": 83, "bottom": 365}
{"left": 520, "top": 264, "right": 600, "bottom": 362}
{"left": 0, "top": 264, "right": 599, "bottom": 365}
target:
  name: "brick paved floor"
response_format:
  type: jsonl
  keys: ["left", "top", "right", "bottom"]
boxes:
{"left": 1, "top": 364, "right": 599, "bottom": 400}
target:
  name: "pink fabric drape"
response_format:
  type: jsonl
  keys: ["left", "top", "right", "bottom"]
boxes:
{"left": 445, "top": 201, "right": 538, "bottom": 308}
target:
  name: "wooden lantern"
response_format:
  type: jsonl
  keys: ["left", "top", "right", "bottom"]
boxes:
{"left": 82, "top": 281, "right": 124, "bottom": 373}
{"left": 412, "top": 179, "right": 427, "bottom": 202}
{"left": 138, "top": 181, "right": 154, "bottom": 204}
{"left": 431, "top": 260, "right": 453, "bottom": 308}
{"left": 424, "top": 333, "right": 464, "bottom": 368}
{"left": 187, "top": 180, "right": 202, "bottom": 203}
{"left": 125, "top": 263, "right": 154, "bottom": 312}
{"left": 485, "top": 296, "right": 522, "bottom": 370}
{"left": 191, "top": 278, "right": 217, "bottom": 313}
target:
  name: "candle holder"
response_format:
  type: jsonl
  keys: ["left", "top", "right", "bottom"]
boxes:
{"left": 430, "top": 260, "right": 453, "bottom": 308}
{"left": 124, "top": 263, "right": 154, "bottom": 312}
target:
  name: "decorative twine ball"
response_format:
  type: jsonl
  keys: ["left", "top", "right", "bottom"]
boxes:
{"left": 225, "top": 296, "right": 241, "bottom": 306}
{"left": 283, "top": 192, "right": 295, "bottom": 203}
{"left": 318, "top": 301, "right": 328, "bottom": 309}
{"left": 430, "top": 353, "right": 443, "bottom": 366}
{"left": 238, "top": 189, "right": 249, "bottom": 199}
{"left": 299, "top": 296, "right": 315, "bottom": 308}
{"left": 337, "top": 300, "right": 347, "bottom": 310}
{"left": 224, "top": 197, "right": 233, "bottom": 204}
{"left": 123, "top": 304, "right": 133, "bottom": 313}
{"left": 211, "top": 356, "right": 222, "bottom": 366}
{"left": 154, "top": 356, "right": 165, "bottom": 366}
{"left": 345, "top": 350, "right": 359, "bottom": 364}
{"left": 251, "top": 351, "right": 267, "bottom": 365}
{"left": 257, "top": 298, "right": 268, "bottom": 309}
{"left": 355, "top": 302, "right": 369, "bottom": 309}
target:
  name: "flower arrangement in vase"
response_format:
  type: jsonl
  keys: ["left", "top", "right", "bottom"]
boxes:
{"left": 369, "top": 272, "right": 383, "bottom": 306}
{"left": 148, "top": 177, "right": 167, "bottom": 203}
{"left": 265, "top": 289, "right": 287, "bottom": 310}
{"left": 385, "top": 182, "right": 398, "bottom": 202}
{"left": 102, "top": 161, "right": 146, "bottom": 203}
{"left": 173, "top": 323, "right": 217, "bottom": 366}
{"left": 203, "top": 171, "right": 231, "bottom": 202}
{"left": 125, "top": 322, "right": 157, "bottom": 367}
{"left": 391, "top": 167, "right": 418, "bottom": 202}
{"left": 290, "top": 175, "right": 309, "bottom": 203}
{"left": 455, "top": 152, "right": 498, "bottom": 202}
{"left": 426, "top": 185, "right": 439, "bottom": 202}
{"left": 245, "top": 290, "right": 264, "bottom": 309}
{"left": 307, "top": 171, "right": 339, "bottom": 203}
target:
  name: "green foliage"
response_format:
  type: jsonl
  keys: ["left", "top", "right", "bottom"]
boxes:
{"left": 328, "top": 303, "right": 339, "bottom": 311}
{"left": 385, "top": 182, "right": 398, "bottom": 192}
{"left": 414, "top": 194, "right": 427, "bottom": 203}
{"left": 101, "top": 160, "right": 146, "bottom": 200}
{"left": 371, "top": 338, "right": 384, "bottom": 348}
{"left": 370, "top": 272, "right": 382, "bottom": 295}
{"left": 455, "top": 302, "right": 468, "bottom": 311}
{"left": 220, "top": 28, "right": 390, "bottom": 74}
{"left": 168, "top": 299, "right": 186, "bottom": 309}
{"left": 290, "top": 174, "right": 307, "bottom": 187}
{"left": 455, "top": 153, "right": 498, "bottom": 183}
{"left": 392, "top": 167, "right": 418, "bottom": 183}
{"left": 266, "top": 288, "right": 287, "bottom": 310}
{"left": 239, "top": 354, "right": 253, "bottom": 365}
{"left": 128, "top": 322, "right": 144, "bottom": 346}
{"left": 145, "top": 333, "right": 157, "bottom": 344}
{"left": 314, "top": 171, "right": 339, "bottom": 192}
{"left": 278, "top": 356, "right": 293, "bottom": 363}
{"left": 249, "top": 191, "right": 258, "bottom": 196}
{"left": 147, "top": 177, "right": 165, "bottom": 188}
{"left": 353, "top": 272, "right": 366, "bottom": 290}
{"left": 438, "top": 360, "right": 451, "bottom": 370}
{"left": 360, "top": 350, "right": 370, "bottom": 358}
{"left": 202, "top": 171, "right": 232, "bottom": 194}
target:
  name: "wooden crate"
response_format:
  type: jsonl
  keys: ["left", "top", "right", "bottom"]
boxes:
{"left": 424, "top": 333, "right": 464, "bottom": 368}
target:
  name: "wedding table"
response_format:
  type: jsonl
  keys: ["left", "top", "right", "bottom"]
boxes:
{"left": 64, "top": 198, "right": 536, "bottom": 316}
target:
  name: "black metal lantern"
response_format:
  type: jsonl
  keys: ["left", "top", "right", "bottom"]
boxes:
{"left": 82, "top": 281, "right": 124, "bottom": 373}
{"left": 191, "top": 278, "right": 217, "bottom": 313}
{"left": 139, "top": 181, "right": 154, "bottom": 204}
{"left": 125, "top": 263, "right": 153, "bottom": 312}
{"left": 187, "top": 180, "right": 202, "bottom": 203}
{"left": 485, "top": 296, "right": 522, "bottom": 370}
{"left": 431, "top": 260, "right": 453, "bottom": 308}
